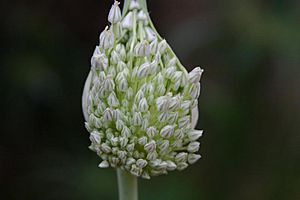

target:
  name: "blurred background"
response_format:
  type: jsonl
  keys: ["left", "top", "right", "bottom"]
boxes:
{"left": 1, "top": 0, "right": 299, "bottom": 199}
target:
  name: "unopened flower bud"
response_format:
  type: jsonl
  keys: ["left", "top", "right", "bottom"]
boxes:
{"left": 187, "top": 141, "right": 200, "bottom": 153}
{"left": 136, "top": 159, "right": 148, "bottom": 168}
{"left": 134, "top": 40, "right": 151, "bottom": 56}
{"left": 175, "top": 152, "right": 188, "bottom": 163}
{"left": 122, "top": 12, "right": 133, "bottom": 29}
{"left": 99, "top": 160, "right": 110, "bottom": 168}
{"left": 187, "top": 130, "right": 203, "bottom": 141}
{"left": 146, "top": 127, "right": 157, "bottom": 138}
{"left": 108, "top": 1, "right": 122, "bottom": 24}
{"left": 99, "top": 27, "right": 114, "bottom": 49}
{"left": 137, "top": 10, "right": 147, "bottom": 21}
{"left": 144, "top": 140, "right": 156, "bottom": 152}
{"left": 188, "top": 67, "right": 204, "bottom": 83}
{"left": 129, "top": 0, "right": 140, "bottom": 10}
{"left": 160, "top": 125, "right": 174, "bottom": 138}
{"left": 158, "top": 39, "right": 167, "bottom": 53}
{"left": 188, "top": 154, "right": 201, "bottom": 164}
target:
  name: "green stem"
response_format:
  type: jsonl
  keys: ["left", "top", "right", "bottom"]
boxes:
{"left": 117, "top": 169, "right": 138, "bottom": 200}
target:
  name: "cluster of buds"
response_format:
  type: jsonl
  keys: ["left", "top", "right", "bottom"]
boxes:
{"left": 82, "top": 0, "right": 204, "bottom": 179}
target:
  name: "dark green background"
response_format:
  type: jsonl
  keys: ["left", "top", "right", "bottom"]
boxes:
{"left": 1, "top": 0, "right": 299, "bottom": 199}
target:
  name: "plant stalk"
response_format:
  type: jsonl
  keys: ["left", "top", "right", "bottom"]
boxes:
{"left": 117, "top": 169, "right": 138, "bottom": 200}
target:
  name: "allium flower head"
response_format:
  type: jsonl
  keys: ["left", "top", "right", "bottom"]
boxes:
{"left": 82, "top": 0, "right": 204, "bottom": 179}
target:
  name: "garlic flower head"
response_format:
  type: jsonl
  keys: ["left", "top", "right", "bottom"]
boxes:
{"left": 82, "top": 0, "right": 204, "bottom": 179}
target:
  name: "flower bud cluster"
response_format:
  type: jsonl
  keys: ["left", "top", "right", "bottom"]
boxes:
{"left": 82, "top": 0, "right": 204, "bottom": 179}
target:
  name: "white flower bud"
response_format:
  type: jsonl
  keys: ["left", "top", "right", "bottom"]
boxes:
{"left": 91, "top": 47, "right": 108, "bottom": 71}
{"left": 101, "top": 143, "right": 112, "bottom": 153}
{"left": 187, "top": 141, "right": 200, "bottom": 153}
{"left": 133, "top": 112, "right": 142, "bottom": 126}
{"left": 126, "top": 143, "right": 135, "bottom": 152}
{"left": 108, "top": 67, "right": 117, "bottom": 79}
{"left": 178, "top": 116, "right": 190, "bottom": 128}
{"left": 187, "top": 130, "right": 203, "bottom": 141}
{"left": 177, "top": 162, "right": 188, "bottom": 171}
{"left": 90, "top": 131, "right": 101, "bottom": 145}
{"left": 116, "top": 44, "right": 126, "bottom": 61}
{"left": 189, "top": 82, "right": 201, "bottom": 99}
{"left": 141, "top": 118, "right": 149, "bottom": 131}
{"left": 181, "top": 101, "right": 191, "bottom": 115}
{"left": 98, "top": 71, "right": 106, "bottom": 82}
{"left": 165, "top": 66, "right": 176, "bottom": 79}
{"left": 168, "top": 112, "right": 178, "bottom": 124}
{"left": 121, "top": 126, "right": 131, "bottom": 138}
{"left": 160, "top": 125, "right": 174, "bottom": 138}
{"left": 103, "top": 108, "right": 113, "bottom": 122}
{"left": 146, "top": 151, "right": 158, "bottom": 161}
{"left": 142, "top": 172, "right": 151, "bottom": 179}
{"left": 155, "top": 73, "right": 164, "bottom": 84}
{"left": 146, "top": 127, "right": 157, "bottom": 138}
{"left": 188, "top": 67, "right": 204, "bottom": 83}
{"left": 119, "top": 78, "right": 128, "bottom": 92}
{"left": 110, "top": 50, "right": 121, "bottom": 65}
{"left": 171, "top": 71, "right": 183, "bottom": 83}
{"left": 103, "top": 76, "right": 115, "bottom": 92}
{"left": 117, "top": 151, "right": 127, "bottom": 160}
{"left": 156, "top": 96, "right": 170, "bottom": 112}
{"left": 137, "top": 62, "right": 151, "bottom": 78}
{"left": 106, "top": 129, "right": 114, "bottom": 139}
{"left": 188, "top": 154, "right": 201, "bottom": 164}
{"left": 157, "top": 85, "right": 166, "bottom": 96}
{"left": 138, "top": 136, "right": 148, "bottom": 145}
{"left": 129, "top": 0, "right": 140, "bottom": 10}
{"left": 108, "top": 1, "right": 122, "bottom": 24}
{"left": 175, "top": 152, "right": 188, "bottom": 163}
{"left": 139, "top": 97, "right": 149, "bottom": 112}
{"left": 99, "top": 27, "right": 114, "bottom": 49}
{"left": 146, "top": 27, "right": 157, "bottom": 42}
{"left": 158, "top": 39, "right": 167, "bottom": 53}
{"left": 108, "top": 92, "right": 119, "bottom": 107}
{"left": 125, "top": 87, "right": 134, "bottom": 100}
{"left": 158, "top": 140, "right": 169, "bottom": 153}
{"left": 84, "top": 122, "right": 93, "bottom": 132}
{"left": 126, "top": 157, "right": 136, "bottom": 166}
{"left": 167, "top": 57, "right": 177, "bottom": 67}
{"left": 158, "top": 112, "right": 168, "bottom": 122}
{"left": 116, "top": 62, "right": 126, "bottom": 74}
{"left": 110, "top": 137, "right": 119, "bottom": 146}
{"left": 131, "top": 164, "right": 142, "bottom": 176}
{"left": 144, "top": 140, "right": 156, "bottom": 152}
{"left": 134, "top": 41, "right": 151, "bottom": 56}
{"left": 115, "top": 119, "right": 124, "bottom": 131}
{"left": 166, "top": 160, "right": 177, "bottom": 171}
{"left": 98, "top": 160, "right": 110, "bottom": 168}
{"left": 113, "top": 109, "right": 123, "bottom": 120}
{"left": 122, "top": 12, "right": 133, "bottom": 29}
{"left": 155, "top": 161, "right": 168, "bottom": 171}
{"left": 169, "top": 96, "right": 181, "bottom": 110}
{"left": 136, "top": 159, "right": 148, "bottom": 168}
{"left": 137, "top": 10, "right": 147, "bottom": 21}
{"left": 94, "top": 117, "right": 102, "bottom": 129}
{"left": 119, "top": 137, "right": 129, "bottom": 148}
